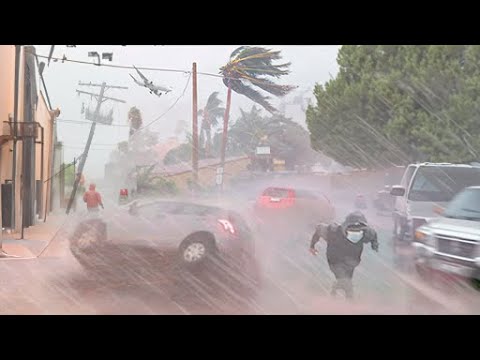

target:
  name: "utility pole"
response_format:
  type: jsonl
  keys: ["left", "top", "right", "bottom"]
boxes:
{"left": 66, "top": 82, "right": 127, "bottom": 214}
{"left": 192, "top": 63, "right": 199, "bottom": 186}
{"left": 11, "top": 45, "right": 21, "bottom": 230}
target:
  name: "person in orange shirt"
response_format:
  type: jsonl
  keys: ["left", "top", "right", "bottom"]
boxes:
{"left": 83, "top": 183, "right": 104, "bottom": 212}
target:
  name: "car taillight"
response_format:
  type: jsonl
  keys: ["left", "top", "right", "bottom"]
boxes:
{"left": 218, "top": 219, "right": 236, "bottom": 235}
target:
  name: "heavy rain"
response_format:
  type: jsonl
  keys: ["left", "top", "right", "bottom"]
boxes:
{"left": 1, "top": 45, "right": 480, "bottom": 314}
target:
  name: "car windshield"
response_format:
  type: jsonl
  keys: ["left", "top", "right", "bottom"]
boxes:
{"left": 295, "top": 190, "right": 319, "bottom": 199}
{"left": 443, "top": 188, "right": 480, "bottom": 221}
{"left": 408, "top": 167, "right": 480, "bottom": 202}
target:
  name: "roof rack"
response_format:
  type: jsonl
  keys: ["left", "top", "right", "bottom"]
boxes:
{"left": 415, "top": 162, "right": 474, "bottom": 167}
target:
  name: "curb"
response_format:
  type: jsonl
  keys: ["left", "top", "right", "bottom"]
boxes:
{"left": 0, "top": 217, "right": 70, "bottom": 261}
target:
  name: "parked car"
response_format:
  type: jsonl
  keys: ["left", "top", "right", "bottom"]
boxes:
{"left": 390, "top": 163, "right": 480, "bottom": 241}
{"left": 69, "top": 200, "right": 259, "bottom": 292}
{"left": 413, "top": 186, "right": 480, "bottom": 284}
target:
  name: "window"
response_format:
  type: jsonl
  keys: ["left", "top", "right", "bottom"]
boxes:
{"left": 408, "top": 167, "right": 480, "bottom": 202}
{"left": 444, "top": 188, "right": 480, "bottom": 221}
{"left": 295, "top": 190, "right": 319, "bottom": 199}
{"left": 401, "top": 166, "right": 416, "bottom": 189}
{"left": 263, "top": 188, "right": 292, "bottom": 198}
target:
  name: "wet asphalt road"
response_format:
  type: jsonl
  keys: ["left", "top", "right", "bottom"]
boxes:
{"left": 1, "top": 178, "right": 480, "bottom": 314}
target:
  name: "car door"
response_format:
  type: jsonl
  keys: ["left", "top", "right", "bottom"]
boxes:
{"left": 131, "top": 202, "right": 181, "bottom": 248}
{"left": 395, "top": 165, "right": 416, "bottom": 220}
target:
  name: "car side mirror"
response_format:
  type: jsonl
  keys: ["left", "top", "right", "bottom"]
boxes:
{"left": 433, "top": 204, "right": 444, "bottom": 215}
{"left": 390, "top": 186, "right": 405, "bottom": 197}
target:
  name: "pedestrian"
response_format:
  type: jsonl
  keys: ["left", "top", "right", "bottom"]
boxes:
{"left": 309, "top": 211, "right": 379, "bottom": 299}
{"left": 83, "top": 183, "right": 104, "bottom": 213}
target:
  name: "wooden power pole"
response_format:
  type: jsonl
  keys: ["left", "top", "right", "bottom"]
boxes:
{"left": 66, "top": 82, "right": 127, "bottom": 214}
{"left": 192, "top": 62, "right": 199, "bottom": 185}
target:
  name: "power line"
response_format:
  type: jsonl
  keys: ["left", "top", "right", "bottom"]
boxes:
{"left": 56, "top": 118, "right": 130, "bottom": 128}
{"left": 32, "top": 52, "right": 229, "bottom": 80}
{"left": 131, "top": 72, "right": 192, "bottom": 135}
{"left": 66, "top": 81, "right": 126, "bottom": 215}
{"left": 65, "top": 146, "right": 112, "bottom": 151}
{"left": 63, "top": 146, "right": 114, "bottom": 151}
{"left": 67, "top": 142, "right": 119, "bottom": 146}
{"left": 34, "top": 53, "right": 223, "bottom": 78}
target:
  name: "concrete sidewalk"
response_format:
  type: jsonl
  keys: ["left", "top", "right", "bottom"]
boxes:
{"left": 1, "top": 213, "right": 69, "bottom": 259}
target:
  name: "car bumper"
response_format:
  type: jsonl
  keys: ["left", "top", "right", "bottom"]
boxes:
{"left": 413, "top": 243, "right": 480, "bottom": 278}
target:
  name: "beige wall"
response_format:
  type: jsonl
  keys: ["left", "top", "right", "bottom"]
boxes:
{"left": 0, "top": 45, "right": 15, "bottom": 139}
{"left": 0, "top": 45, "right": 16, "bottom": 229}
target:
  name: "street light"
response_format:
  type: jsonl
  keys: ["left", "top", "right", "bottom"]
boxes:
{"left": 88, "top": 51, "right": 101, "bottom": 65}
{"left": 88, "top": 51, "right": 113, "bottom": 65}
{"left": 102, "top": 53, "right": 113, "bottom": 61}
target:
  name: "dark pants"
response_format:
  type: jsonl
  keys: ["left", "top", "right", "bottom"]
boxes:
{"left": 328, "top": 259, "right": 358, "bottom": 299}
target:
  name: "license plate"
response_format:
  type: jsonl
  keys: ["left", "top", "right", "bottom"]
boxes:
{"left": 270, "top": 197, "right": 281, "bottom": 203}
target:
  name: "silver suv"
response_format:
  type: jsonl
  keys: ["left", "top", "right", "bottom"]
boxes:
{"left": 413, "top": 186, "right": 480, "bottom": 281}
{"left": 390, "top": 163, "right": 480, "bottom": 241}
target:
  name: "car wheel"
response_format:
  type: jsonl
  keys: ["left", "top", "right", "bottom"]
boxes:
{"left": 70, "top": 221, "right": 113, "bottom": 280}
{"left": 71, "top": 221, "right": 106, "bottom": 251}
{"left": 179, "top": 234, "right": 216, "bottom": 267}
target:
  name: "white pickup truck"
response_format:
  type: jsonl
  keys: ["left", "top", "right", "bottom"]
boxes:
{"left": 413, "top": 186, "right": 480, "bottom": 284}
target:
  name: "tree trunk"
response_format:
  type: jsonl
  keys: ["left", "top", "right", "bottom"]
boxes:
{"left": 220, "top": 84, "right": 232, "bottom": 169}
{"left": 205, "top": 124, "right": 212, "bottom": 158}
{"left": 199, "top": 126, "right": 206, "bottom": 157}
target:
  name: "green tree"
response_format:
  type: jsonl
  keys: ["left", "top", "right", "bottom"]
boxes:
{"left": 198, "top": 92, "right": 225, "bottom": 157}
{"left": 163, "top": 143, "right": 192, "bottom": 165}
{"left": 212, "top": 105, "right": 320, "bottom": 169}
{"left": 62, "top": 162, "right": 75, "bottom": 185}
{"left": 307, "top": 45, "right": 480, "bottom": 169}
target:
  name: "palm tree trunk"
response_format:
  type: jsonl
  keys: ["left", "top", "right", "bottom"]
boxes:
{"left": 220, "top": 84, "right": 232, "bottom": 169}
{"left": 205, "top": 125, "right": 212, "bottom": 157}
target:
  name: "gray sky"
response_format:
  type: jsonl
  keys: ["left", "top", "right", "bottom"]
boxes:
{"left": 35, "top": 45, "right": 340, "bottom": 178}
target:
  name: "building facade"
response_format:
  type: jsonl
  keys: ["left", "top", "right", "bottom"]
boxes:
{"left": 0, "top": 45, "right": 60, "bottom": 233}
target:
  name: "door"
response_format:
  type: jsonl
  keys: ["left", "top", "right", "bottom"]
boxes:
{"left": 132, "top": 202, "right": 181, "bottom": 248}
{"left": 395, "top": 165, "right": 416, "bottom": 219}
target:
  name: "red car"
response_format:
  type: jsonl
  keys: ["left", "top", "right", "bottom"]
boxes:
{"left": 254, "top": 187, "right": 336, "bottom": 231}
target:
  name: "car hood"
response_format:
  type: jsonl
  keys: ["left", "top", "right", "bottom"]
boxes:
{"left": 408, "top": 201, "right": 448, "bottom": 218}
{"left": 423, "top": 217, "right": 480, "bottom": 241}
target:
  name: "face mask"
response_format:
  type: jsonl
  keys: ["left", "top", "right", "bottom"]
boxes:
{"left": 346, "top": 230, "right": 364, "bottom": 243}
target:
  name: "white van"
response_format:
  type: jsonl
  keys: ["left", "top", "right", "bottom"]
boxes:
{"left": 390, "top": 163, "right": 480, "bottom": 241}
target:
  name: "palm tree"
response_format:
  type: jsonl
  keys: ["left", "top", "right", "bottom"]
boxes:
{"left": 198, "top": 92, "right": 225, "bottom": 157}
{"left": 219, "top": 46, "right": 296, "bottom": 167}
